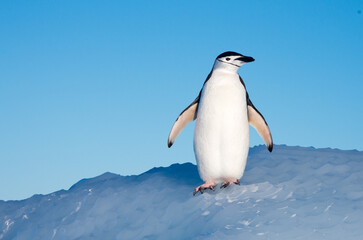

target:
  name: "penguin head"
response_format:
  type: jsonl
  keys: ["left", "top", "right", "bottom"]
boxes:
{"left": 214, "top": 51, "right": 254, "bottom": 71}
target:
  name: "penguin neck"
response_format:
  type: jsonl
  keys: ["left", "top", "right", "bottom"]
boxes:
{"left": 212, "top": 60, "right": 240, "bottom": 73}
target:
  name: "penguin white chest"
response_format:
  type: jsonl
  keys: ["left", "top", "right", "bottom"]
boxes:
{"left": 194, "top": 71, "right": 250, "bottom": 182}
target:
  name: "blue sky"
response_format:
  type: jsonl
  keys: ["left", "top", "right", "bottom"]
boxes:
{"left": 0, "top": 0, "right": 362, "bottom": 200}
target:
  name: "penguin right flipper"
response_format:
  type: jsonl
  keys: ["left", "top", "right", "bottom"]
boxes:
{"left": 168, "top": 93, "right": 200, "bottom": 148}
{"left": 247, "top": 98, "right": 273, "bottom": 152}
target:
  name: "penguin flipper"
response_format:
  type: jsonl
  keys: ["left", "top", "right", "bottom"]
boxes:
{"left": 247, "top": 100, "right": 273, "bottom": 152}
{"left": 168, "top": 95, "right": 200, "bottom": 148}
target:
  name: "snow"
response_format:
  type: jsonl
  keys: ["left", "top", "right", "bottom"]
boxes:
{"left": 0, "top": 145, "right": 362, "bottom": 239}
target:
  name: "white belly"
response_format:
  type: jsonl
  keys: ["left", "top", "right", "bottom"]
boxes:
{"left": 193, "top": 71, "right": 249, "bottom": 182}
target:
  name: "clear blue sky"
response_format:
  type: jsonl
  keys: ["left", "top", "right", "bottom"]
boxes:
{"left": 0, "top": 1, "right": 362, "bottom": 200}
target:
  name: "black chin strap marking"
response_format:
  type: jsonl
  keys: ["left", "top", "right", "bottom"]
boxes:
{"left": 217, "top": 59, "right": 240, "bottom": 67}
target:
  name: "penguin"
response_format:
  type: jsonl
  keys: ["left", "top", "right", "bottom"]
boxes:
{"left": 167, "top": 51, "right": 273, "bottom": 195}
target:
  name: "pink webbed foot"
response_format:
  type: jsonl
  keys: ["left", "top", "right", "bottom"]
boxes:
{"left": 193, "top": 181, "right": 217, "bottom": 196}
{"left": 220, "top": 179, "right": 240, "bottom": 189}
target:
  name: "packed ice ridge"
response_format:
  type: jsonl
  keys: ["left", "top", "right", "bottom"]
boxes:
{"left": 0, "top": 145, "right": 362, "bottom": 239}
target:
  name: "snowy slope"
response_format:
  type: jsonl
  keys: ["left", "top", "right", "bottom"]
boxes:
{"left": 0, "top": 145, "right": 362, "bottom": 240}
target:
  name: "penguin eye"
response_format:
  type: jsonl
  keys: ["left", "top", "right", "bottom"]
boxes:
{"left": 226, "top": 58, "right": 231, "bottom": 61}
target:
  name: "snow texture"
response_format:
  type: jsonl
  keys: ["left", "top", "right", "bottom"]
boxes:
{"left": 0, "top": 145, "right": 362, "bottom": 239}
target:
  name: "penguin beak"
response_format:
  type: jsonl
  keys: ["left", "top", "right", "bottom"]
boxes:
{"left": 236, "top": 56, "right": 255, "bottom": 63}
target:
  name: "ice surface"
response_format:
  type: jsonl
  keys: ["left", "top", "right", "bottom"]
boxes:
{"left": 0, "top": 145, "right": 362, "bottom": 239}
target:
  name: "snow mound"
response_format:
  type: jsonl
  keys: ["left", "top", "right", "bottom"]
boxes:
{"left": 0, "top": 145, "right": 362, "bottom": 239}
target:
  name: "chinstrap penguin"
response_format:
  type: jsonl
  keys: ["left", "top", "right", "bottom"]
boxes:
{"left": 168, "top": 51, "right": 273, "bottom": 195}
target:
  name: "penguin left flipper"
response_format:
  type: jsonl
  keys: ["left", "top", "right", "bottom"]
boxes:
{"left": 168, "top": 94, "right": 200, "bottom": 148}
{"left": 247, "top": 100, "right": 273, "bottom": 152}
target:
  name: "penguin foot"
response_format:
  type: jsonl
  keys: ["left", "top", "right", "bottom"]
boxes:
{"left": 220, "top": 179, "right": 240, "bottom": 189}
{"left": 193, "top": 181, "right": 217, "bottom": 196}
